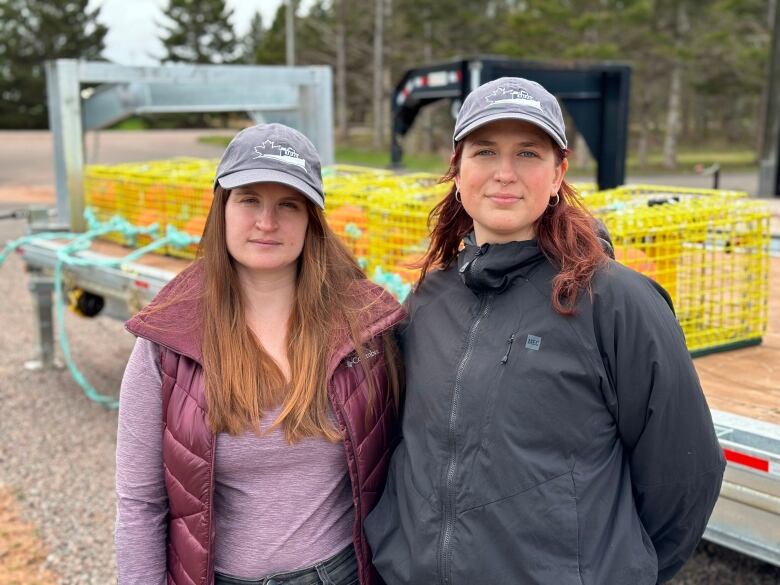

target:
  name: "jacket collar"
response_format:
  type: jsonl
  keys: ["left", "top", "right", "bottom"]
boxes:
{"left": 125, "top": 260, "right": 405, "bottom": 370}
{"left": 457, "top": 233, "right": 546, "bottom": 294}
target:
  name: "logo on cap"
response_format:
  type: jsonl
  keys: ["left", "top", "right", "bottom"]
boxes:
{"left": 252, "top": 140, "right": 307, "bottom": 171}
{"left": 485, "top": 87, "right": 543, "bottom": 112}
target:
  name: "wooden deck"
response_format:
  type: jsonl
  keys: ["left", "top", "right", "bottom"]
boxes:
{"left": 89, "top": 240, "right": 780, "bottom": 424}
{"left": 694, "top": 256, "right": 780, "bottom": 425}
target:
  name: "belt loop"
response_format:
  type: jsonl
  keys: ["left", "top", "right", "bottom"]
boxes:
{"left": 315, "top": 563, "right": 332, "bottom": 585}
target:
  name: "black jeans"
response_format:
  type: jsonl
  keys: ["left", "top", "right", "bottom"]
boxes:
{"left": 214, "top": 544, "right": 358, "bottom": 585}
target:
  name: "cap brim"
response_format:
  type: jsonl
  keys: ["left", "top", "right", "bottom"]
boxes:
{"left": 454, "top": 112, "right": 567, "bottom": 149}
{"left": 217, "top": 168, "right": 324, "bottom": 209}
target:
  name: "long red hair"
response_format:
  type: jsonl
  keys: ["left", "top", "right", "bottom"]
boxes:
{"left": 418, "top": 140, "right": 607, "bottom": 315}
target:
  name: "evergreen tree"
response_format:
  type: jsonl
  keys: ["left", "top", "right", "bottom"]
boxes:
{"left": 160, "top": 0, "right": 239, "bottom": 64}
{"left": 240, "top": 10, "right": 264, "bottom": 64}
{"left": 0, "top": 0, "right": 107, "bottom": 129}
{"left": 252, "top": 1, "right": 333, "bottom": 65}
{"left": 254, "top": 4, "right": 287, "bottom": 64}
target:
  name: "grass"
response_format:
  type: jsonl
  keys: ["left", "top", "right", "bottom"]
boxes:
{"left": 197, "top": 134, "right": 757, "bottom": 175}
{"left": 108, "top": 117, "right": 149, "bottom": 131}
{"left": 335, "top": 146, "right": 448, "bottom": 173}
{"left": 574, "top": 149, "right": 757, "bottom": 175}
{"left": 198, "top": 134, "right": 233, "bottom": 147}
{"left": 626, "top": 149, "right": 757, "bottom": 173}
{"left": 196, "top": 135, "right": 451, "bottom": 173}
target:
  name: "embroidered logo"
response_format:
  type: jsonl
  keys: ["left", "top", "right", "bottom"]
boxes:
{"left": 525, "top": 334, "right": 542, "bottom": 351}
{"left": 252, "top": 140, "right": 307, "bottom": 171}
{"left": 485, "top": 86, "right": 543, "bottom": 112}
{"left": 345, "top": 348, "right": 380, "bottom": 368}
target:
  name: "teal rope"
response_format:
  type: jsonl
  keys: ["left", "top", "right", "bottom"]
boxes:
{"left": 371, "top": 266, "right": 412, "bottom": 302}
{"left": 344, "top": 222, "right": 363, "bottom": 239}
{"left": 0, "top": 231, "right": 76, "bottom": 267}
{"left": 1, "top": 204, "right": 418, "bottom": 404}
{"left": 54, "top": 259, "right": 119, "bottom": 408}
{"left": 1, "top": 207, "right": 200, "bottom": 409}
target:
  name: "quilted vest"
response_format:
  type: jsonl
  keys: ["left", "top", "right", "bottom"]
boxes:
{"left": 125, "top": 262, "right": 405, "bottom": 585}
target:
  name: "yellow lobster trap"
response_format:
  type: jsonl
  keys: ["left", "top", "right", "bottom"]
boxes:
{"left": 321, "top": 165, "right": 395, "bottom": 262}
{"left": 583, "top": 186, "right": 770, "bottom": 355}
{"left": 85, "top": 158, "right": 216, "bottom": 257}
{"left": 84, "top": 159, "right": 770, "bottom": 356}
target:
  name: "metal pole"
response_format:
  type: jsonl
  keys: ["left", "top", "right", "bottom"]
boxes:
{"left": 372, "top": 0, "right": 385, "bottom": 149}
{"left": 758, "top": 1, "right": 780, "bottom": 196}
{"left": 24, "top": 272, "right": 59, "bottom": 371}
{"left": 45, "top": 60, "right": 86, "bottom": 231}
{"left": 286, "top": 0, "right": 296, "bottom": 66}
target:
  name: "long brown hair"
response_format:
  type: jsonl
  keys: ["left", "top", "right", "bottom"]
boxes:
{"left": 199, "top": 185, "right": 402, "bottom": 442}
{"left": 418, "top": 140, "right": 607, "bottom": 315}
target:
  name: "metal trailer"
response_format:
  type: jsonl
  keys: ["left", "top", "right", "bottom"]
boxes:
{"left": 707, "top": 410, "right": 780, "bottom": 566}
{"left": 17, "top": 58, "right": 333, "bottom": 366}
{"left": 9, "top": 61, "right": 780, "bottom": 568}
{"left": 45, "top": 59, "right": 334, "bottom": 233}
{"left": 389, "top": 57, "right": 631, "bottom": 190}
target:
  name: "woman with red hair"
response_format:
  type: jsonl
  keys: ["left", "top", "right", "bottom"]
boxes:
{"left": 364, "top": 78, "right": 725, "bottom": 585}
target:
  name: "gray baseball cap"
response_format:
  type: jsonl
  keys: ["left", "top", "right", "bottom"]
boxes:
{"left": 215, "top": 123, "right": 324, "bottom": 209}
{"left": 453, "top": 77, "right": 567, "bottom": 149}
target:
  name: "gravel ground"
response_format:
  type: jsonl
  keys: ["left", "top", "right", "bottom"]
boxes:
{"left": 1, "top": 207, "right": 779, "bottom": 584}
{"left": 0, "top": 211, "right": 129, "bottom": 584}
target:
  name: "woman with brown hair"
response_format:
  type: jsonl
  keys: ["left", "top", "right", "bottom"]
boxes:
{"left": 115, "top": 123, "right": 403, "bottom": 585}
{"left": 364, "top": 78, "right": 725, "bottom": 584}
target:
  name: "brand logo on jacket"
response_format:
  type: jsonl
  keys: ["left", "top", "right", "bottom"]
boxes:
{"left": 252, "top": 140, "right": 307, "bottom": 171}
{"left": 345, "top": 348, "right": 380, "bottom": 368}
{"left": 525, "top": 334, "right": 542, "bottom": 351}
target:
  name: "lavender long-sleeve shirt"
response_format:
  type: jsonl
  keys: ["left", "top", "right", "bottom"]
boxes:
{"left": 115, "top": 337, "right": 354, "bottom": 584}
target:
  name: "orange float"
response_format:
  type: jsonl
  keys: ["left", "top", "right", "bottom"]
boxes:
{"left": 614, "top": 246, "right": 656, "bottom": 276}
{"left": 133, "top": 208, "right": 165, "bottom": 247}
{"left": 183, "top": 216, "right": 207, "bottom": 237}
{"left": 393, "top": 252, "right": 425, "bottom": 284}
{"left": 326, "top": 205, "right": 369, "bottom": 257}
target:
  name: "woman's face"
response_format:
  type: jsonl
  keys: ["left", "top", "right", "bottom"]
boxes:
{"left": 224, "top": 182, "right": 309, "bottom": 277}
{"left": 455, "top": 119, "right": 568, "bottom": 245}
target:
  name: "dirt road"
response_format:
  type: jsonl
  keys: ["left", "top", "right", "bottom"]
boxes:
{"left": 0, "top": 129, "right": 229, "bottom": 188}
{"left": 0, "top": 129, "right": 766, "bottom": 196}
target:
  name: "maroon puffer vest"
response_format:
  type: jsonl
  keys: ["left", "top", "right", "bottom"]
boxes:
{"left": 125, "top": 262, "right": 405, "bottom": 585}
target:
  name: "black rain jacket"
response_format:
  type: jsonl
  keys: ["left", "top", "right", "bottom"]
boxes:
{"left": 364, "top": 238, "right": 725, "bottom": 585}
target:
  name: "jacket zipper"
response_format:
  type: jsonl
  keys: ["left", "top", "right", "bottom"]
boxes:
{"left": 438, "top": 286, "right": 491, "bottom": 585}
{"left": 458, "top": 244, "right": 488, "bottom": 275}
{"left": 330, "top": 380, "right": 365, "bottom": 585}
{"left": 206, "top": 428, "right": 217, "bottom": 583}
{"left": 501, "top": 333, "right": 516, "bottom": 364}
{"left": 156, "top": 343, "right": 217, "bottom": 584}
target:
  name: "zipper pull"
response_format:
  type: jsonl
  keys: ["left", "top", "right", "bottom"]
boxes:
{"left": 501, "top": 333, "right": 516, "bottom": 364}
{"left": 459, "top": 246, "right": 485, "bottom": 274}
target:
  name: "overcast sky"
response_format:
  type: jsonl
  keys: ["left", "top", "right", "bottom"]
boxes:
{"left": 89, "top": 0, "right": 313, "bottom": 65}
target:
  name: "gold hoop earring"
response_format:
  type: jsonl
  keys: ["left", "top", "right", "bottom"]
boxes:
{"left": 455, "top": 188, "right": 461, "bottom": 203}
{"left": 549, "top": 192, "right": 560, "bottom": 207}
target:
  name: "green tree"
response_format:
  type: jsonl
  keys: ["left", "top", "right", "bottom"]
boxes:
{"left": 240, "top": 10, "right": 264, "bottom": 63}
{"left": 0, "top": 0, "right": 106, "bottom": 129}
{"left": 254, "top": 4, "right": 287, "bottom": 64}
{"left": 231, "top": 0, "right": 772, "bottom": 160}
{"left": 160, "top": 0, "right": 239, "bottom": 64}
{"left": 253, "top": 2, "right": 331, "bottom": 66}
{"left": 688, "top": 0, "right": 771, "bottom": 146}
